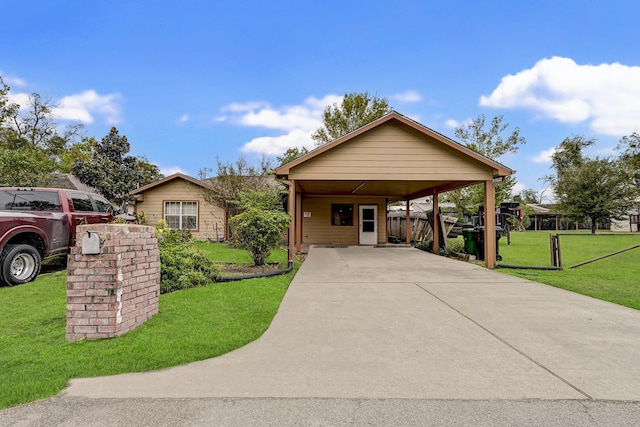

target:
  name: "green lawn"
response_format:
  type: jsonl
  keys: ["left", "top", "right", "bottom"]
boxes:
{"left": 495, "top": 231, "right": 640, "bottom": 310}
{"left": 194, "top": 241, "right": 289, "bottom": 272}
{"left": 0, "top": 244, "right": 298, "bottom": 410}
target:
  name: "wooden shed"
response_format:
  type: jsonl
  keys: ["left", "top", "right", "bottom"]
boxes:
{"left": 274, "top": 111, "right": 514, "bottom": 268}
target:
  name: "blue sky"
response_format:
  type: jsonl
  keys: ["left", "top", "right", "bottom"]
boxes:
{"left": 2, "top": 0, "right": 639, "bottom": 200}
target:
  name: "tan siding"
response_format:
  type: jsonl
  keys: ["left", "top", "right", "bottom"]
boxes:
{"left": 134, "top": 179, "right": 225, "bottom": 241}
{"left": 289, "top": 123, "right": 492, "bottom": 181}
{"left": 301, "top": 196, "right": 386, "bottom": 245}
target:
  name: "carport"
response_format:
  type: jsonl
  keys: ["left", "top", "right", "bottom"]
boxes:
{"left": 275, "top": 111, "right": 514, "bottom": 268}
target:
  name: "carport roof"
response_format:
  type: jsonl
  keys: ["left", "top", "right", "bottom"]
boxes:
{"left": 274, "top": 111, "right": 515, "bottom": 200}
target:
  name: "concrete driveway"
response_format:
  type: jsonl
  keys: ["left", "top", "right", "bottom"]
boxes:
{"left": 4, "top": 246, "right": 640, "bottom": 426}
{"left": 63, "top": 245, "right": 640, "bottom": 401}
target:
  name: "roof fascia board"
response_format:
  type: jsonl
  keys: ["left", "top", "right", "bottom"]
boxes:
{"left": 274, "top": 111, "right": 514, "bottom": 178}
{"left": 130, "top": 173, "right": 212, "bottom": 195}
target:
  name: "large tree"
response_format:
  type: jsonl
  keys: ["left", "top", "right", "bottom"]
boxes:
{"left": 0, "top": 76, "right": 86, "bottom": 184}
{"left": 0, "top": 148, "right": 56, "bottom": 187}
{"left": 136, "top": 155, "right": 164, "bottom": 186}
{"left": 444, "top": 114, "right": 526, "bottom": 217}
{"left": 549, "top": 136, "right": 634, "bottom": 234}
{"left": 200, "top": 157, "right": 274, "bottom": 216}
{"left": 276, "top": 146, "right": 309, "bottom": 166}
{"left": 72, "top": 128, "right": 142, "bottom": 205}
{"left": 618, "top": 132, "right": 640, "bottom": 199}
{"left": 311, "top": 92, "right": 392, "bottom": 146}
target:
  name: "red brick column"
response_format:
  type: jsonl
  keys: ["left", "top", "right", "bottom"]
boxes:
{"left": 66, "top": 224, "right": 160, "bottom": 341}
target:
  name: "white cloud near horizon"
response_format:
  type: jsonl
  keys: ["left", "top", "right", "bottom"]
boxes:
{"left": 480, "top": 56, "right": 640, "bottom": 136}
{"left": 159, "top": 165, "right": 187, "bottom": 176}
{"left": 220, "top": 94, "right": 343, "bottom": 155}
{"left": 241, "top": 129, "right": 316, "bottom": 155}
{"left": 229, "top": 91, "right": 427, "bottom": 156}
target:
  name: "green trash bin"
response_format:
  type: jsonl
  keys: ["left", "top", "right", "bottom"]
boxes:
{"left": 461, "top": 225, "right": 476, "bottom": 256}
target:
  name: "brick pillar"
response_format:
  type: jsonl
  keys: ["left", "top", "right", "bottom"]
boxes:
{"left": 66, "top": 224, "right": 160, "bottom": 341}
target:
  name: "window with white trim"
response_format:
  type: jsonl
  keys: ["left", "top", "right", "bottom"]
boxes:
{"left": 164, "top": 201, "right": 198, "bottom": 230}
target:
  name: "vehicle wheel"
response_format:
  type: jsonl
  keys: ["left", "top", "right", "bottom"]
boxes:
{"left": 0, "top": 244, "right": 42, "bottom": 286}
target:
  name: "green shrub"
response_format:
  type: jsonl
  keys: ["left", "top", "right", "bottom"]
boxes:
{"left": 154, "top": 220, "right": 215, "bottom": 293}
{"left": 160, "top": 228, "right": 193, "bottom": 244}
{"left": 158, "top": 240, "right": 219, "bottom": 293}
{"left": 413, "top": 241, "right": 433, "bottom": 253}
{"left": 229, "top": 208, "right": 291, "bottom": 266}
{"left": 446, "top": 237, "right": 465, "bottom": 253}
{"left": 414, "top": 237, "right": 464, "bottom": 256}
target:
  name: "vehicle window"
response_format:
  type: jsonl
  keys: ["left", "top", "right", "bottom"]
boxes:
{"left": 0, "top": 191, "right": 62, "bottom": 211}
{"left": 92, "top": 195, "right": 114, "bottom": 213}
{"left": 70, "top": 194, "right": 94, "bottom": 212}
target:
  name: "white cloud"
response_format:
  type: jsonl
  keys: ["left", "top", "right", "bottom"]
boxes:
{"left": 480, "top": 56, "right": 640, "bottom": 136}
{"left": 1, "top": 73, "right": 122, "bottom": 125}
{"left": 177, "top": 114, "right": 189, "bottom": 124}
{"left": 445, "top": 119, "right": 460, "bottom": 128}
{"left": 222, "top": 94, "right": 343, "bottom": 155}
{"left": 241, "top": 129, "right": 316, "bottom": 155}
{"left": 0, "top": 72, "right": 27, "bottom": 87}
{"left": 7, "top": 91, "right": 29, "bottom": 106}
{"left": 532, "top": 147, "right": 558, "bottom": 164}
{"left": 511, "top": 182, "right": 526, "bottom": 196}
{"left": 159, "top": 165, "right": 187, "bottom": 176}
{"left": 222, "top": 101, "right": 270, "bottom": 113}
{"left": 392, "top": 90, "right": 421, "bottom": 103}
{"left": 444, "top": 117, "right": 473, "bottom": 130}
{"left": 52, "top": 90, "right": 122, "bottom": 124}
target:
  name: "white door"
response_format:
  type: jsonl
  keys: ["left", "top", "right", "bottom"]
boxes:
{"left": 359, "top": 205, "right": 378, "bottom": 245}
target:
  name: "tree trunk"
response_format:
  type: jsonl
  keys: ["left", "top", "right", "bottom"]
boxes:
{"left": 591, "top": 217, "right": 597, "bottom": 234}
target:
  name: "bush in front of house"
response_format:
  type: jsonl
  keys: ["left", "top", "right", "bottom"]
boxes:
{"left": 414, "top": 237, "right": 465, "bottom": 256}
{"left": 156, "top": 222, "right": 218, "bottom": 293}
{"left": 229, "top": 208, "right": 291, "bottom": 266}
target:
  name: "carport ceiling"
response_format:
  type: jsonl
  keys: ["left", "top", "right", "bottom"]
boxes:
{"left": 295, "top": 179, "right": 480, "bottom": 201}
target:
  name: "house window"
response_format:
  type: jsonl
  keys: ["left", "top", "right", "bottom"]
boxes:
{"left": 164, "top": 201, "right": 198, "bottom": 230}
{"left": 331, "top": 204, "right": 353, "bottom": 226}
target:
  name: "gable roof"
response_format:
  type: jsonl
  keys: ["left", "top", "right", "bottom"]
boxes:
{"left": 130, "top": 173, "right": 212, "bottom": 195}
{"left": 44, "top": 173, "right": 100, "bottom": 193}
{"left": 275, "top": 111, "right": 514, "bottom": 177}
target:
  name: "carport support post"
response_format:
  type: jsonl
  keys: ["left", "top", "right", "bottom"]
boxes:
{"left": 432, "top": 192, "right": 440, "bottom": 254}
{"left": 405, "top": 200, "right": 411, "bottom": 244}
{"left": 284, "top": 179, "right": 295, "bottom": 263}
{"left": 295, "top": 190, "right": 302, "bottom": 253}
{"left": 484, "top": 180, "right": 497, "bottom": 268}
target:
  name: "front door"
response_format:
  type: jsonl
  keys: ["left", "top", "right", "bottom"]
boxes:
{"left": 359, "top": 205, "right": 378, "bottom": 245}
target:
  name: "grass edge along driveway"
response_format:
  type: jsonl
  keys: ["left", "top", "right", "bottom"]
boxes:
{"left": 496, "top": 231, "right": 640, "bottom": 311}
{"left": 0, "top": 245, "right": 298, "bottom": 410}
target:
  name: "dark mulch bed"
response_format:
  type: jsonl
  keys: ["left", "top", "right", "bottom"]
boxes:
{"left": 218, "top": 262, "right": 282, "bottom": 276}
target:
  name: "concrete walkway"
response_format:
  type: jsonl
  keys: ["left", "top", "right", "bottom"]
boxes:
{"left": 3, "top": 246, "right": 640, "bottom": 425}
